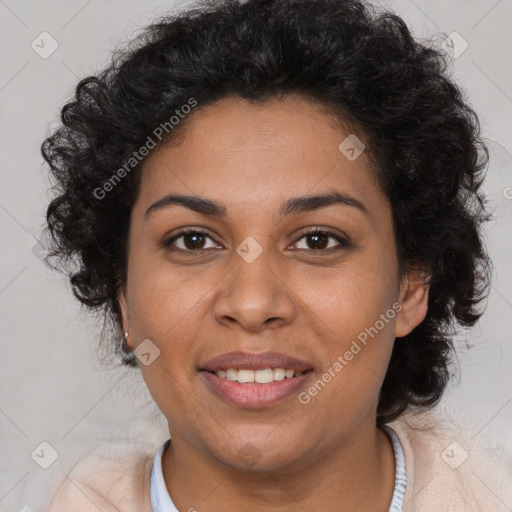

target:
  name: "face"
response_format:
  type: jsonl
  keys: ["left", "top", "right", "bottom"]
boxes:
{"left": 119, "top": 95, "right": 428, "bottom": 472}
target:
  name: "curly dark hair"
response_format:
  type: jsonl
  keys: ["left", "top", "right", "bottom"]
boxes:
{"left": 41, "top": 0, "right": 492, "bottom": 426}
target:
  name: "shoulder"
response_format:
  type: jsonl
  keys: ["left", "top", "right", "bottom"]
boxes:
{"left": 387, "top": 409, "right": 512, "bottom": 512}
{"left": 46, "top": 442, "right": 156, "bottom": 512}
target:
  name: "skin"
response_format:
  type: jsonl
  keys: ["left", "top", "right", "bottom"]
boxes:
{"left": 118, "top": 95, "right": 429, "bottom": 511}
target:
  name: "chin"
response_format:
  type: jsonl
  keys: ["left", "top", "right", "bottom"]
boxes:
{"left": 210, "top": 437, "right": 308, "bottom": 473}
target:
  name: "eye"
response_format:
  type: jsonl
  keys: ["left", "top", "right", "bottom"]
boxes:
{"left": 291, "top": 228, "right": 351, "bottom": 252}
{"left": 162, "top": 227, "right": 352, "bottom": 254}
{"left": 162, "top": 228, "right": 221, "bottom": 252}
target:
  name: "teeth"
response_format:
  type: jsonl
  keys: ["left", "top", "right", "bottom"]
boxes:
{"left": 213, "top": 367, "right": 306, "bottom": 383}
{"left": 273, "top": 368, "right": 285, "bottom": 381}
{"left": 255, "top": 369, "right": 273, "bottom": 383}
{"left": 238, "top": 369, "right": 255, "bottom": 383}
{"left": 226, "top": 369, "right": 238, "bottom": 381}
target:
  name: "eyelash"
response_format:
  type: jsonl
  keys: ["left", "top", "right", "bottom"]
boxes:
{"left": 162, "top": 227, "right": 352, "bottom": 254}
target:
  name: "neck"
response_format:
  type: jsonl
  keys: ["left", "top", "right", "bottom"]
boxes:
{"left": 161, "top": 419, "right": 396, "bottom": 512}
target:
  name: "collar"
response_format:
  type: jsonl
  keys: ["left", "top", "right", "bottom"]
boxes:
{"left": 150, "top": 439, "right": 178, "bottom": 512}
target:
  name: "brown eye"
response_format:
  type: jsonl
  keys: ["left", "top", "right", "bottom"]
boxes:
{"left": 292, "top": 229, "right": 351, "bottom": 252}
{"left": 163, "top": 229, "right": 221, "bottom": 252}
{"left": 181, "top": 232, "right": 207, "bottom": 250}
{"left": 305, "top": 232, "right": 329, "bottom": 250}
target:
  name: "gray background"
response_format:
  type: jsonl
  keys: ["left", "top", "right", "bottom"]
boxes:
{"left": 0, "top": 0, "right": 511, "bottom": 510}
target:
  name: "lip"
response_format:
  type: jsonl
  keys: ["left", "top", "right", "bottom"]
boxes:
{"left": 199, "top": 351, "right": 315, "bottom": 408}
{"left": 200, "top": 369, "right": 314, "bottom": 408}
{"left": 199, "top": 351, "right": 314, "bottom": 372}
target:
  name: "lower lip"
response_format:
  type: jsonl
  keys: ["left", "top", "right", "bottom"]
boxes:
{"left": 200, "top": 371, "right": 313, "bottom": 408}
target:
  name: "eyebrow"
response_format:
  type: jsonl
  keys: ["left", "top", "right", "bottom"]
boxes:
{"left": 144, "top": 189, "right": 369, "bottom": 221}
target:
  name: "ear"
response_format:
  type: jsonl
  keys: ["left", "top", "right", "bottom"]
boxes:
{"left": 117, "top": 286, "right": 131, "bottom": 345}
{"left": 394, "top": 268, "right": 430, "bottom": 338}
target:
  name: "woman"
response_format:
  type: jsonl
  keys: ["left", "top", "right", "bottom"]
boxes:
{"left": 43, "top": 0, "right": 509, "bottom": 510}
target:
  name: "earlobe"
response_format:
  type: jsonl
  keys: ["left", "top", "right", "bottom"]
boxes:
{"left": 117, "top": 287, "right": 130, "bottom": 335}
{"left": 117, "top": 287, "right": 136, "bottom": 361}
{"left": 395, "top": 270, "right": 430, "bottom": 338}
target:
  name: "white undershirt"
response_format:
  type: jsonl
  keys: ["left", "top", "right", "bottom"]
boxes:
{"left": 150, "top": 425, "right": 406, "bottom": 511}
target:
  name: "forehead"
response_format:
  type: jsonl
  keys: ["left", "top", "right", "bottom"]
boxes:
{"left": 136, "top": 95, "right": 387, "bottom": 220}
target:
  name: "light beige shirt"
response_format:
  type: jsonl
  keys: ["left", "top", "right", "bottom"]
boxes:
{"left": 46, "top": 410, "right": 511, "bottom": 511}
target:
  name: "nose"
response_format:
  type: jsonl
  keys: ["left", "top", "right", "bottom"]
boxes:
{"left": 213, "top": 247, "right": 296, "bottom": 332}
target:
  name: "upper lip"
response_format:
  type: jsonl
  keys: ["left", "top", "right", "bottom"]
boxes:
{"left": 200, "top": 351, "right": 314, "bottom": 372}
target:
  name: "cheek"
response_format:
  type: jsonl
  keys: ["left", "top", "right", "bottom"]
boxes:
{"left": 127, "top": 261, "right": 209, "bottom": 421}
{"left": 127, "top": 250, "right": 211, "bottom": 336}
{"left": 124, "top": 256, "right": 214, "bottom": 409}
{"left": 298, "top": 255, "right": 398, "bottom": 394}
{"left": 304, "top": 253, "right": 398, "bottom": 338}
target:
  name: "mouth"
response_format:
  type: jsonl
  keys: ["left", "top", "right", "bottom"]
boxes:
{"left": 199, "top": 351, "right": 314, "bottom": 408}
{"left": 203, "top": 367, "right": 312, "bottom": 383}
